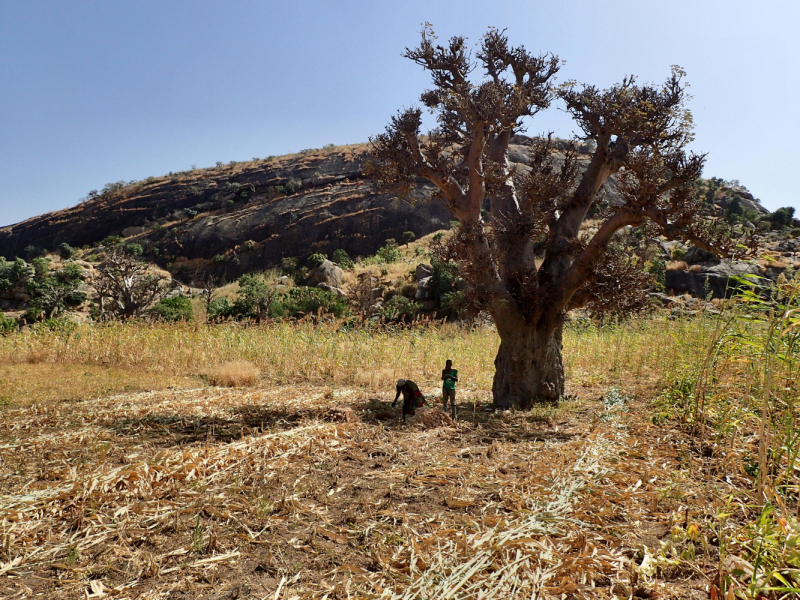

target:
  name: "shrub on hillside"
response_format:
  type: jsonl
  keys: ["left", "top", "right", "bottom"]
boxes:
{"left": 380, "top": 295, "right": 420, "bottom": 322}
{"left": 332, "top": 249, "right": 353, "bottom": 269}
{"left": 439, "top": 290, "right": 467, "bottom": 318}
{"left": 150, "top": 295, "right": 193, "bottom": 321}
{"left": 429, "top": 259, "right": 458, "bottom": 297}
{"left": 363, "top": 238, "right": 403, "bottom": 265}
{"left": 0, "top": 257, "right": 32, "bottom": 292}
{"left": 101, "top": 235, "right": 123, "bottom": 247}
{"left": 207, "top": 297, "right": 235, "bottom": 321}
{"left": 768, "top": 206, "right": 796, "bottom": 229}
{"left": 58, "top": 243, "right": 75, "bottom": 259}
{"left": 645, "top": 259, "right": 667, "bottom": 290}
{"left": 237, "top": 273, "right": 281, "bottom": 322}
{"left": 281, "top": 257, "right": 299, "bottom": 274}
{"left": 125, "top": 243, "right": 143, "bottom": 256}
{"left": 307, "top": 253, "right": 327, "bottom": 269}
{"left": 270, "top": 287, "right": 348, "bottom": 319}
{"left": 25, "top": 262, "right": 84, "bottom": 321}
{"left": 376, "top": 239, "right": 402, "bottom": 263}
{"left": 0, "top": 311, "right": 16, "bottom": 335}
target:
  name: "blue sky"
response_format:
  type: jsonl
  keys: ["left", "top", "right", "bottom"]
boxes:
{"left": 1, "top": 0, "right": 797, "bottom": 227}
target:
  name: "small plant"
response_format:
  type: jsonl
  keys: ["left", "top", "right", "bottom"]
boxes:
{"left": 269, "top": 286, "right": 349, "bottom": 319}
{"left": 149, "top": 295, "right": 193, "bottom": 321}
{"left": 31, "top": 256, "right": 50, "bottom": 279}
{"left": 375, "top": 239, "right": 402, "bottom": 264}
{"left": 212, "top": 254, "right": 226, "bottom": 263}
{"left": 57, "top": 243, "right": 75, "bottom": 260}
{"left": 402, "top": 231, "right": 416, "bottom": 247}
{"left": 429, "top": 259, "right": 458, "bottom": 297}
{"left": 101, "top": 235, "right": 123, "bottom": 247}
{"left": 645, "top": 258, "right": 666, "bottom": 290}
{"left": 769, "top": 206, "right": 795, "bottom": 228}
{"left": 101, "top": 181, "right": 126, "bottom": 194}
{"left": 380, "top": 295, "right": 420, "bottom": 322}
{"left": 191, "top": 514, "right": 205, "bottom": 553}
{"left": 125, "top": 243, "right": 143, "bottom": 257}
{"left": 281, "top": 256, "right": 299, "bottom": 274}
{"left": 65, "top": 543, "right": 80, "bottom": 566}
{"left": 331, "top": 249, "right": 353, "bottom": 269}
{"left": 284, "top": 179, "right": 302, "bottom": 194}
{"left": 0, "top": 311, "right": 16, "bottom": 335}
{"left": 242, "top": 240, "right": 256, "bottom": 252}
{"left": 307, "top": 253, "right": 327, "bottom": 270}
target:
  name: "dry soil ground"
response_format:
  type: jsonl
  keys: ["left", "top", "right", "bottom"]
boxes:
{"left": 0, "top": 382, "right": 725, "bottom": 599}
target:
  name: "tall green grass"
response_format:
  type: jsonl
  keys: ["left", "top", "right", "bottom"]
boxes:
{"left": 654, "top": 278, "right": 800, "bottom": 597}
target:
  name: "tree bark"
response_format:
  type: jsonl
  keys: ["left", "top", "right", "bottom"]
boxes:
{"left": 491, "top": 320, "right": 564, "bottom": 409}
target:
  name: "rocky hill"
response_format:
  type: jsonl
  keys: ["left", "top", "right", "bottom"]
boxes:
{"left": 2, "top": 137, "right": 790, "bottom": 300}
{"left": 0, "top": 144, "right": 455, "bottom": 284}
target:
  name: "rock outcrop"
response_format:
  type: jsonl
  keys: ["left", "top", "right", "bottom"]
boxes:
{"left": 665, "top": 260, "right": 762, "bottom": 298}
{"left": 0, "top": 139, "right": 604, "bottom": 284}
{"left": 307, "top": 259, "right": 344, "bottom": 288}
{"left": 0, "top": 145, "right": 454, "bottom": 283}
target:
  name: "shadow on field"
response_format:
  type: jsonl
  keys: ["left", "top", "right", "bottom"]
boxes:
{"left": 355, "top": 397, "right": 576, "bottom": 443}
{"left": 109, "top": 404, "right": 344, "bottom": 445}
{"left": 109, "top": 396, "right": 576, "bottom": 446}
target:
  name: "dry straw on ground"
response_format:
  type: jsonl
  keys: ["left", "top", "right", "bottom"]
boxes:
{"left": 205, "top": 360, "right": 260, "bottom": 387}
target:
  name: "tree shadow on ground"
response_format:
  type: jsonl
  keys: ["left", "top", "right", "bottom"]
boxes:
{"left": 355, "top": 397, "right": 575, "bottom": 442}
{"left": 109, "top": 404, "right": 340, "bottom": 446}
{"left": 108, "top": 395, "right": 576, "bottom": 446}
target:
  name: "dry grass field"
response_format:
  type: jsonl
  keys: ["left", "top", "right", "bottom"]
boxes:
{"left": 0, "top": 313, "right": 798, "bottom": 599}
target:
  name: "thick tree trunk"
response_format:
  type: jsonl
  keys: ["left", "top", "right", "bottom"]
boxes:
{"left": 491, "top": 321, "right": 564, "bottom": 409}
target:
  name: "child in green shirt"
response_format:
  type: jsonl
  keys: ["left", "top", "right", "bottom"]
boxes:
{"left": 441, "top": 359, "right": 458, "bottom": 419}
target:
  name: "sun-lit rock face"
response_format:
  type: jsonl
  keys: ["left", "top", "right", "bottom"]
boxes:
{"left": 0, "top": 144, "right": 456, "bottom": 281}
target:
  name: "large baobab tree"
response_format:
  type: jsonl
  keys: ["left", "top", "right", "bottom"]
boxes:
{"left": 368, "top": 27, "right": 736, "bottom": 409}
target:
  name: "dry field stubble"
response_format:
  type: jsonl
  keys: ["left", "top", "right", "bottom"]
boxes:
{"left": 0, "top": 317, "right": 745, "bottom": 598}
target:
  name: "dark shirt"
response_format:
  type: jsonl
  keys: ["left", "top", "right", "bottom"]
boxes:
{"left": 393, "top": 380, "right": 421, "bottom": 405}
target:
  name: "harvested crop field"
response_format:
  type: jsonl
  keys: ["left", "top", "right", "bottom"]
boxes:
{"left": 0, "top": 380, "right": 729, "bottom": 599}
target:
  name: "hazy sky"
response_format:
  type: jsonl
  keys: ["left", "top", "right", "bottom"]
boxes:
{"left": 1, "top": 0, "right": 798, "bottom": 227}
